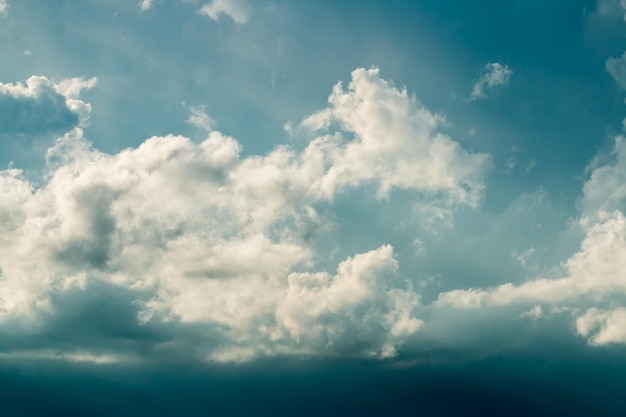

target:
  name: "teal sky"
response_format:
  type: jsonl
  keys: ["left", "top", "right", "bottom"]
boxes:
{"left": 3, "top": 1, "right": 626, "bottom": 415}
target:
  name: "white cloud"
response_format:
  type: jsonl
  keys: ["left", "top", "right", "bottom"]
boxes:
{"left": 0, "top": 0, "right": 7, "bottom": 18}
{"left": 438, "top": 210, "right": 626, "bottom": 308}
{"left": 606, "top": 52, "right": 626, "bottom": 88}
{"left": 139, "top": 0, "right": 154, "bottom": 12}
{"left": 200, "top": 0, "right": 249, "bottom": 24}
{"left": 576, "top": 308, "right": 626, "bottom": 345}
{"left": 470, "top": 63, "right": 513, "bottom": 101}
{"left": 581, "top": 136, "right": 626, "bottom": 215}
{"left": 0, "top": 68, "right": 489, "bottom": 361}
{"left": 0, "top": 129, "right": 422, "bottom": 359}
{"left": 186, "top": 104, "right": 216, "bottom": 131}
{"left": 274, "top": 245, "right": 422, "bottom": 359}
{"left": 298, "top": 67, "right": 491, "bottom": 205}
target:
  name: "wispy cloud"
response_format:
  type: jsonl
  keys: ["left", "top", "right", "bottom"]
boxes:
{"left": 200, "top": 0, "right": 249, "bottom": 24}
{"left": 185, "top": 104, "right": 216, "bottom": 131}
{"left": 139, "top": 0, "right": 154, "bottom": 12}
{"left": 470, "top": 62, "right": 513, "bottom": 100}
{"left": 0, "top": 0, "right": 8, "bottom": 17}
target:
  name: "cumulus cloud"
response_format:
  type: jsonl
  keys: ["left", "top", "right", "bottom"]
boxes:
{"left": 0, "top": 68, "right": 488, "bottom": 361}
{"left": 300, "top": 67, "right": 491, "bottom": 204}
{"left": 0, "top": 0, "right": 7, "bottom": 18}
{"left": 576, "top": 308, "right": 626, "bottom": 345}
{"left": 200, "top": 0, "right": 249, "bottom": 24}
{"left": 470, "top": 63, "right": 513, "bottom": 101}
{"left": 0, "top": 76, "right": 96, "bottom": 136}
{"left": 0, "top": 129, "right": 420, "bottom": 360}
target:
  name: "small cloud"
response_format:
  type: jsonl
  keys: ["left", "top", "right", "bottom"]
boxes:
{"left": 520, "top": 305, "right": 543, "bottom": 320}
{"left": 200, "top": 0, "right": 249, "bottom": 24}
{"left": 606, "top": 51, "right": 626, "bottom": 89}
{"left": 511, "top": 247, "right": 535, "bottom": 268}
{"left": 412, "top": 238, "right": 426, "bottom": 257}
{"left": 470, "top": 62, "right": 513, "bottom": 101}
{"left": 23, "top": 50, "right": 32, "bottom": 56}
{"left": 0, "top": 0, "right": 8, "bottom": 17}
{"left": 185, "top": 104, "right": 216, "bottom": 131}
{"left": 139, "top": 0, "right": 154, "bottom": 12}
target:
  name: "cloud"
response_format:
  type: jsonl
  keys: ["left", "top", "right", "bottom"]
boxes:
{"left": 299, "top": 67, "right": 491, "bottom": 204}
{"left": 435, "top": 135, "right": 626, "bottom": 346}
{"left": 576, "top": 308, "right": 626, "bottom": 345}
{"left": 438, "top": 211, "right": 626, "bottom": 308}
{"left": 606, "top": 51, "right": 626, "bottom": 88}
{"left": 139, "top": 0, "right": 154, "bottom": 12}
{"left": 200, "top": 0, "right": 249, "bottom": 24}
{"left": 0, "top": 68, "right": 489, "bottom": 361}
{"left": 0, "top": 0, "right": 7, "bottom": 18}
{"left": 185, "top": 104, "right": 216, "bottom": 131}
{"left": 0, "top": 129, "right": 421, "bottom": 360}
{"left": 0, "top": 76, "right": 96, "bottom": 136}
{"left": 470, "top": 62, "right": 513, "bottom": 101}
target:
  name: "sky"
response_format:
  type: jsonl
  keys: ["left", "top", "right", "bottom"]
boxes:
{"left": 3, "top": 0, "right": 626, "bottom": 415}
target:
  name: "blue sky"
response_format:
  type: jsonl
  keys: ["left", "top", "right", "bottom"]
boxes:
{"left": 3, "top": 0, "right": 626, "bottom": 415}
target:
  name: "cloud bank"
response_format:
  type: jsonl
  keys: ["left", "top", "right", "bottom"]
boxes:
{"left": 5, "top": 66, "right": 626, "bottom": 363}
{"left": 0, "top": 68, "right": 488, "bottom": 362}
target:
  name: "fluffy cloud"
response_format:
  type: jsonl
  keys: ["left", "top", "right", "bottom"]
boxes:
{"left": 0, "top": 76, "right": 96, "bottom": 136}
{"left": 576, "top": 308, "right": 626, "bottom": 345}
{"left": 200, "top": 0, "right": 249, "bottom": 24}
{"left": 470, "top": 63, "right": 513, "bottom": 101}
{"left": 299, "top": 67, "right": 491, "bottom": 204}
{"left": 581, "top": 136, "right": 626, "bottom": 215}
{"left": 0, "top": 0, "right": 7, "bottom": 17}
{"left": 0, "top": 129, "right": 420, "bottom": 360}
{"left": 0, "top": 68, "right": 488, "bottom": 361}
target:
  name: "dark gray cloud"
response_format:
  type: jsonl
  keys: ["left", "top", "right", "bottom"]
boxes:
{"left": 1, "top": 348, "right": 625, "bottom": 417}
